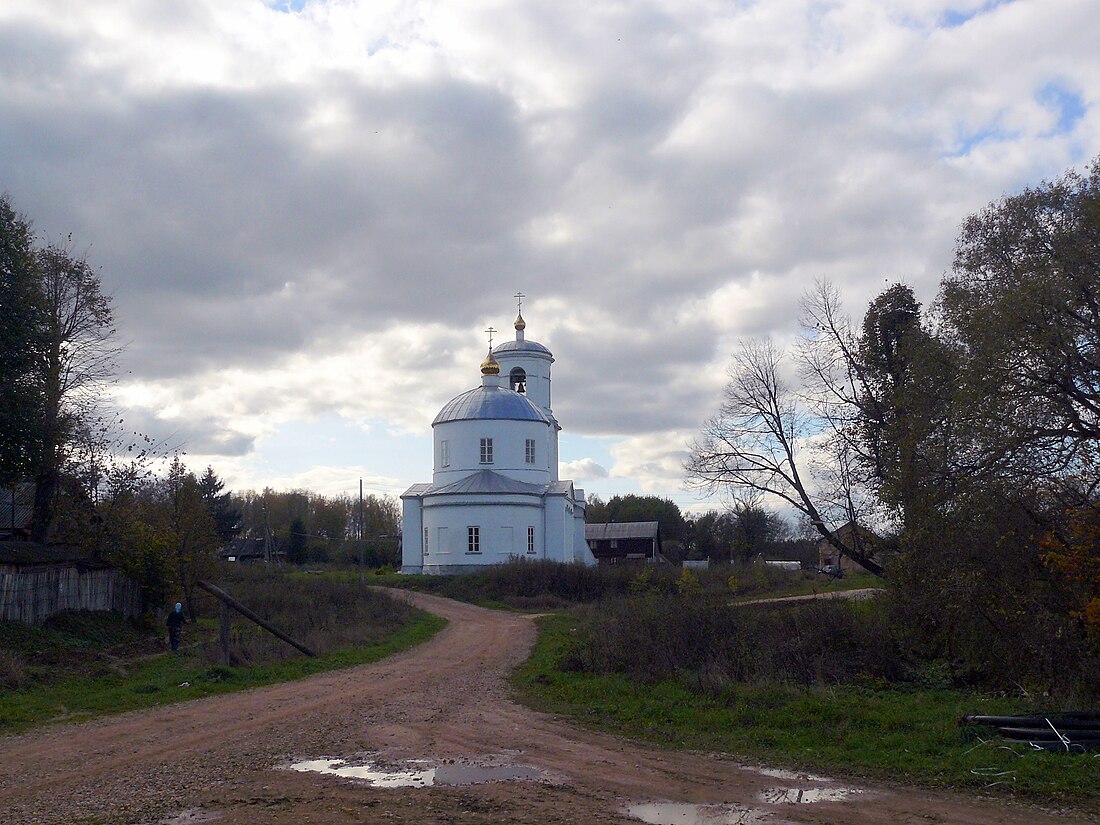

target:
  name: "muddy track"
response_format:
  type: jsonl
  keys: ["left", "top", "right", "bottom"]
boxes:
{"left": 0, "top": 591, "right": 1090, "bottom": 824}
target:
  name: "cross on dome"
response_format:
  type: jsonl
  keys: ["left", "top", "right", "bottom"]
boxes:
{"left": 513, "top": 292, "right": 526, "bottom": 332}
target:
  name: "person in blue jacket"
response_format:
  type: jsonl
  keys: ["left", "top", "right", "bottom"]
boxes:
{"left": 166, "top": 602, "right": 185, "bottom": 652}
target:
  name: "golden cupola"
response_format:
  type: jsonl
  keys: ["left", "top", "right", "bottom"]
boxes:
{"left": 480, "top": 347, "right": 500, "bottom": 376}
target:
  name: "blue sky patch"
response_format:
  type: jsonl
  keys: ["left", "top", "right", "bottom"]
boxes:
{"left": 938, "top": 1, "right": 1014, "bottom": 29}
{"left": 1037, "top": 80, "right": 1086, "bottom": 135}
{"left": 267, "top": 0, "right": 309, "bottom": 13}
{"left": 949, "top": 123, "right": 1016, "bottom": 157}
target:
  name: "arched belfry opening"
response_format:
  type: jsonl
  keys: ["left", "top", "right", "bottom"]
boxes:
{"left": 510, "top": 366, "right": 527, "bottom": 394}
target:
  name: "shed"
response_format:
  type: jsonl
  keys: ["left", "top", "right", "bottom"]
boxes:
{"left": 584, "top": 521, "right": 665, "bottom": 565}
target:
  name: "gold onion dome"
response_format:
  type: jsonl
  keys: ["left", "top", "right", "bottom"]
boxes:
{"left": 514, "top": 311, "right": 526, "bottom": 331}
{"left": 480, "top": 347, "right": 500, "bottom": 375}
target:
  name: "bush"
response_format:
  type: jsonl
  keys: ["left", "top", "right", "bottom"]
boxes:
{"left": 578, "top": 593, "right": 905, "bottom": 689}
{"left": 196, "top": 566, "right": 418, "bottom": 666}
{"left": 393, "top": 559, "right": 804, "bottom": 609}
{"left": 0, "top": 650, "right": 28, "bottom": 690}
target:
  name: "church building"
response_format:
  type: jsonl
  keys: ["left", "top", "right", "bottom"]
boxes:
{"left": 400, "top": 305, "right": 594, "bottom": 574}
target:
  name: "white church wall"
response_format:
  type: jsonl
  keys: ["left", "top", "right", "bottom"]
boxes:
{"left": 495, "top": 351, "right": 553, "bottom": 411}
{"left": 421, "top": 499, "right": 545, "bottom": 573}
{"left": 433, "top": 419, "right": 553, "bottom": 486}
{"left": 400, "top": 497, "right": 424, "bottom": 573}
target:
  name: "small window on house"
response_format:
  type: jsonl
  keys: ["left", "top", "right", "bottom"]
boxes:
{"left": 510, "top": 367, "right": 527, "bottom": 394}
{"left": 527, "top": 526, "right": 535, "bottom": 554}
{"left": 480, "top": 438, "right": 493, "bottom": 463}
{"left": 525, "top": 438, "right": 536, "bottom": 464}
{"left": 467, "top": 526, "right": 480, "bottom": 553}
{"left": 424, "top": 527, "right": 428, "bottom": 553}
{"left": 440, "top": 439, "right": 449, "bottom": 467}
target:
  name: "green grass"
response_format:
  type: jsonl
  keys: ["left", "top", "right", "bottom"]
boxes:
{"left": 0, "top": 610, "right": 445, "bottom": 735}
{"left": 514, "top": 614, "right": 1100, "bottom": 810}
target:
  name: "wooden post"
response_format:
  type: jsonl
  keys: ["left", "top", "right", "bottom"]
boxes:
{"left": 196, "top": 579, "right": 317, "bottom": 657}
{"left": 359, "top": 478, "right": 365, "bottom": 585}
{"left": 219, "top": 600, "right": 231, "bottom": 666}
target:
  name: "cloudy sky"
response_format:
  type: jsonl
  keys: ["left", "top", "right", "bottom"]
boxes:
{"left": 1, "top": 0, "right": 1096, "bottom": 512}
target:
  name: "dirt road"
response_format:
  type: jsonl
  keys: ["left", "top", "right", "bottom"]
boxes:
{"left": 0, "top": 592, "right": 1089, "bottom": 824}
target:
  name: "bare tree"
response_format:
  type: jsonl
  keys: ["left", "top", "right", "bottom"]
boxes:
{"left": 30, "top": 240, "right": 120, "bottom": 542}
{"left": 685, "top": 337, "right": 884, "bottom": 576}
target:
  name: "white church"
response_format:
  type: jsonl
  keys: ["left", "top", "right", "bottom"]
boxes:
{"left": 400, "top": 304, "right": 595, "bottom": 574}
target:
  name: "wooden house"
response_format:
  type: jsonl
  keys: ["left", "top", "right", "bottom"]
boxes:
{"left": 584, "top": 521, "right": 665, "bottom": 565}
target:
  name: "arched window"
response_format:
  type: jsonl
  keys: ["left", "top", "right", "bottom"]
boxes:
{"left": 510, "top": 367, "right": 527, "bottom": 394}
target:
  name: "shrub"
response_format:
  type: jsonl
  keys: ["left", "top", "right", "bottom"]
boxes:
{"left": 196, "top": 566, "right": 418, "bottom": 666}
{"left": 578, "top": 593, "right": 905, "bottom": 689}
{"left": 0, "top": 650, "right": 28, "bottom": 690}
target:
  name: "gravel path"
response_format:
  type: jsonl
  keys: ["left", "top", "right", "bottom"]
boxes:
{"left": 0, "top": 591, "right": 1090, "bottom": 824}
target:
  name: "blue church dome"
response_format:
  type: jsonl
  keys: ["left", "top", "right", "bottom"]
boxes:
{"left": 494, "top": 339, "right": 552, "bottom": 356}
{"left": 432, "top": 385, "right": 551, "bottom": 425}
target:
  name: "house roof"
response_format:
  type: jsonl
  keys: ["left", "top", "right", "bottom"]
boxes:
{"left": 433, "top": 385, "right": 551, "bottom": 425}
{"left": 0, "top": 541, "right": 106, "bottom": 567}
{"left": 423, "top": 469, "right": 547, "bottom": 497}
{"left": 584, "top": 521, "right": 660, "bottom": 540}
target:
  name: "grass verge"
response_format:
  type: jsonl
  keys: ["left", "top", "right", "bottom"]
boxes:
{"left": 0, "top": 610, "right": 444, "bottom": 735}
{"left": 514, "top": 614, "right": 1100, "bottom": 811}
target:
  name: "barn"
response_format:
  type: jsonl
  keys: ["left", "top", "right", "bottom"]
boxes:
{"left": 584, "top": 522, "right": 665, "bottom": 565}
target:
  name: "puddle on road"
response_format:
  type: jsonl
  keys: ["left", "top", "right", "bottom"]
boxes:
{"left": 288, "top": 756, "right": 545, "bottom": 787}
{"left": 753, "top": 767, "right": 832, "bottom": 783}
{"left": 758, "top": 786, "right": 865, "bottom": 804}
{"left": 626, "top": 802, "right": 773, "bottom": 824}
{"left": 627, "top": 779, "right": 868, "bottom": 824}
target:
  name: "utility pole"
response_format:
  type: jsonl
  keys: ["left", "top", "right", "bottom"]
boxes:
{"left": 263, "top": 491, "right": 272, "bottom": 566}
{"left": 358, "top": 478, "right": 365, "bottom": 584}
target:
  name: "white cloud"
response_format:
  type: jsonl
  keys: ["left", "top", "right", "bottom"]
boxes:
{"left": 560, "top": 458, "right": 609, "bottom": 480}
{"left": 2, "top": 0, "right": 1097, "bottom": 499}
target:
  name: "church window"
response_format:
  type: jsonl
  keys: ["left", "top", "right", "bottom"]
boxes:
{"left": 510, "top": 367, "right": 527, "bottom": 394}
{"left": 467, "top": 526, "right": 480, "bottom": 553}
{"left": 424, "top": 527, "right": 428, "bottom": 554}
{"left": 527, "top": 527, "right": 535, "bottom": 554}
{"left": 525, "top": 439, "right": 535, "bottom": 464}
{"left": 480, "top": 438, "right": 493, "bottom": 463}
{"left": 440, "top": 440, "right": 449, "bottom": 467}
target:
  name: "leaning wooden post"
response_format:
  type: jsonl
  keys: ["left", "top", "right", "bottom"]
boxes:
{"left": 219, "top": 600, "right": 231, "bottom": 666}
{"left": 196, "top": 579, "right": 317, "bottom": 658}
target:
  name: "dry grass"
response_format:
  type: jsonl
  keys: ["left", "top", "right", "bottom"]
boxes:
{"left": 0, "top": 649, "right": 28, "bottom": 690}
{"left": 194, "top": 566, "right": 418, "bottom": 666}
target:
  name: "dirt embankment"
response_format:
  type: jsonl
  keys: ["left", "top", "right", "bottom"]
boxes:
{"left": 0, "top": 591, "right": 1089, "bottom": 824}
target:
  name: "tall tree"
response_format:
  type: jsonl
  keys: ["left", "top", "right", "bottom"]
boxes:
{"left": 0, "top": 196, "right": 43, "bottom": 486}
{"left": 30, "top": 241, "right": 118, "bottom": 542}
{"left": 686, "top": 337, "right": 885, "bottom": 576}
{"left": 197, "top": 465, "right": 242, "bottom": 543}
{"left": 942, "top": 157, "right": 1100, "bottom": 480}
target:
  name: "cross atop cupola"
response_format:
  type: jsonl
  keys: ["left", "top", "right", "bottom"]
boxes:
{"left": 513, "top": 292, "right": 526, "bottom": 340}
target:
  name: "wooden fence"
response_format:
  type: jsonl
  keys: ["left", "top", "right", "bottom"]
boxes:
{"left": 0, "top": 562, "right": 144, "bottom": 624}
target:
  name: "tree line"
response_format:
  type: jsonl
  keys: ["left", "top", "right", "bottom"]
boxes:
{"left": 585, "top": 493, "right": 812, "bottom": 565}
{"left": 1, "top": 194, "right": 402, "bottom": 611}
{"left": 687, "top": 156, "right": 1100, "bottom": 691}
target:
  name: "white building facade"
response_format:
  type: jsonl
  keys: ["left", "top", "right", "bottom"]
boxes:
{"left": 400, "top": 313, "right": 593, "bottom": 574}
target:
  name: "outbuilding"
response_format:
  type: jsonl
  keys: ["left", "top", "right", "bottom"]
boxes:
{"left": 584, "top": 521, "right": 664, "bottom": 565}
